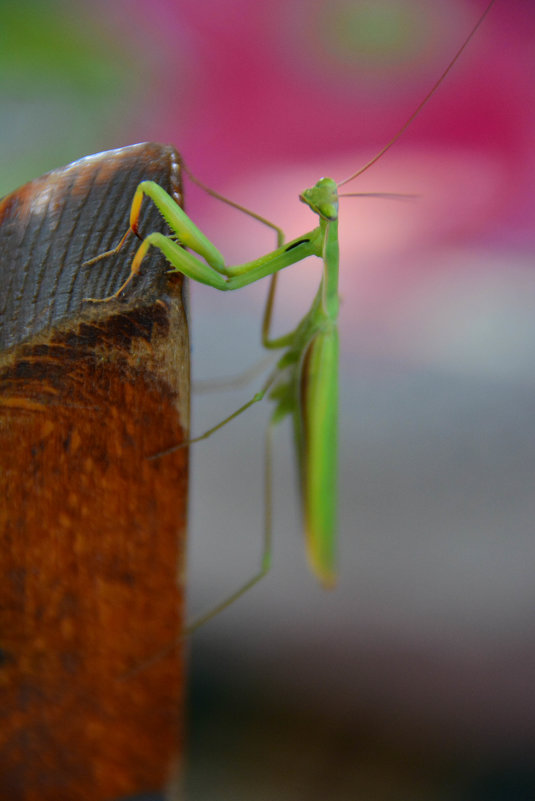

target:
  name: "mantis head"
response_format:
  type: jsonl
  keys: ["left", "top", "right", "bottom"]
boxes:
{"left": 299, "top": 178, "right": 339, "bottom": 222}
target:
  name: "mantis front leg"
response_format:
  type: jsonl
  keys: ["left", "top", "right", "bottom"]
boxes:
{"left": 85, "top": 181, "right": 322, "bottom": 301}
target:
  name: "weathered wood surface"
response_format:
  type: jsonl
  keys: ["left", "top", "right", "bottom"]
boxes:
{"left": 0, "top": 143, "right": 189, "bottom": 801}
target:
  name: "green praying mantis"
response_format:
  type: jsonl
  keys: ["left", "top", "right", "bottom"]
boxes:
{"left": 86, "top": 0, "right": 496, "bottom": 630}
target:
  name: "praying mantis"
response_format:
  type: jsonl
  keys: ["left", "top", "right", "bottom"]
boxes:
{"left": 85, "top": 0, "right": 497, "bottom": 630}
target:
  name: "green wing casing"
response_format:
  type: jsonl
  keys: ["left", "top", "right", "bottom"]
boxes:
{"left": 297, "top": 323, "right": 339, "bottom": 588}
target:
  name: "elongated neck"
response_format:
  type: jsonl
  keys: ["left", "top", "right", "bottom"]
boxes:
{"left": 321, "top": 218, "right": 339, "bottom": 320}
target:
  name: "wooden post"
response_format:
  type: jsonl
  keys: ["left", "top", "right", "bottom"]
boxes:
{"left": 0, "top": 143, "right": 189, "bottom": 800}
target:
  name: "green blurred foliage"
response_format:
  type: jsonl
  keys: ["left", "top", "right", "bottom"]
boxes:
{"left": 319, "top": 0, "right": 427, "bottom": 69}
{"left": 0, "top": 0, "right": 134, "bottom": 195}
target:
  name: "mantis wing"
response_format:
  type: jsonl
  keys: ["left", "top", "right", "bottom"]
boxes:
{"left": 296, "top": 324, "right": 339, "bottom": 588}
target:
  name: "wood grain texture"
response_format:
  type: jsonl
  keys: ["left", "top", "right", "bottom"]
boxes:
{"left": 0, "top": 143, "right": 189, "bottom": 801}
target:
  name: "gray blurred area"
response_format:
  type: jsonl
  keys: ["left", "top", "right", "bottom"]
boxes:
{"left": 184, "top": 250, "right": 535, "bottom": 799}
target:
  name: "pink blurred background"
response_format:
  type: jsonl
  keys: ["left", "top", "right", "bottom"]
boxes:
{"left": 3, "top": 0, "right": 535, "bottom": 797}
{"left": 93, "top": 0, "right": 535, "bottom": 373}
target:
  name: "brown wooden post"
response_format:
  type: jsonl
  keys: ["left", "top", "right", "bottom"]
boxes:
{"left": 0, "top": 143, "right": 189, "bottom": 800}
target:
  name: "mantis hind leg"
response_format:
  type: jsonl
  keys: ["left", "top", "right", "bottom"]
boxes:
{"left": 193, "top": 353, "right": 277, "bottom": 394}
{"left": 183, "top": 163, "right": 284, "bottom": 248}
{"left": 121, "top": 398, "right": 275, "bottom": 678}
{"left": 261, "top": 273, "right": 300, "bottom": 350}
{"left": 185, "top": 419, "right": 275, "bottom": 634}
{"left": 148, "top": 375, "right": 275, "bottom": 460}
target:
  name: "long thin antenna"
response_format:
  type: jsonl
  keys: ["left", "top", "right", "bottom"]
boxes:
{"left": 337, "top": 0, "right": 496, "bottom": 188}
{"left": 339, "top": 192, "right": 418, "bottom": 201}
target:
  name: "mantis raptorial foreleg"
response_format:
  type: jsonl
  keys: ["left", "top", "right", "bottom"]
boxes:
{"left": 85, "top": 214, "right": 320, "bottom": 304}
{"left": 84, "top": 180, "right": 321, "bottom": 302}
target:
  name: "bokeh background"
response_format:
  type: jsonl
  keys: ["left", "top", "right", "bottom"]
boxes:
{"left": 3, "top": 0, "right": 535, "bottom": 798}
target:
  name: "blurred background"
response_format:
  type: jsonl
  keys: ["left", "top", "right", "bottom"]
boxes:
{"left": 2, "top": 0, "right": 535, "bottom": 798}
